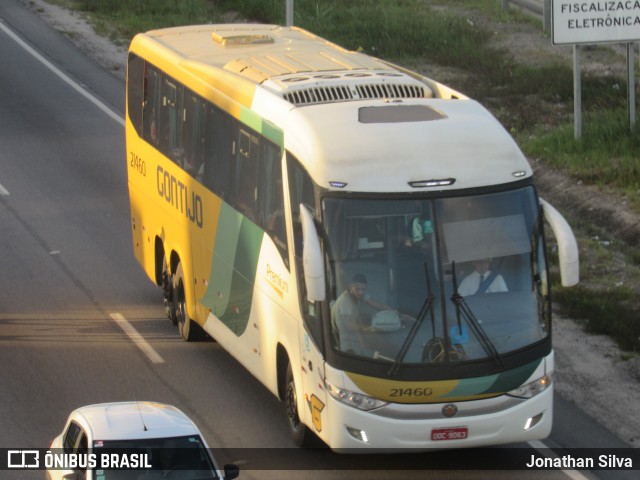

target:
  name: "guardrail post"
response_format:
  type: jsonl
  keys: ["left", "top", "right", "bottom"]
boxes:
{"left": 501, "top": 1, "right": 548, "bottom": 31}
{"left": 543, "top": 0, "right": 551, "bottom": 33}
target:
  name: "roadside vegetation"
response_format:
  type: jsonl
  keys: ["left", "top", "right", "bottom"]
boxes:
{"left": 49, "top": 0, "right": 639, "bottom": 354}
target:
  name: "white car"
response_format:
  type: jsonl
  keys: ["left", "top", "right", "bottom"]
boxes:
{"left": 46, "top": 402, "right": 239, "bottom": 480}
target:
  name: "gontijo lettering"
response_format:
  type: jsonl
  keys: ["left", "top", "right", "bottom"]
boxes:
{"left": 157, "top": 165, "right": 203, "bottom": 228}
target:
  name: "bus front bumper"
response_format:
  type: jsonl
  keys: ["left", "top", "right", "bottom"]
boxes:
{"left": 322, "top": 385, "right": 553, "bottom": 451}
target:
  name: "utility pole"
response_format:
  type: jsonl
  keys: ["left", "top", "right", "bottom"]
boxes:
{"left": 286, "top": 0, "right": 294, "bottom": 27}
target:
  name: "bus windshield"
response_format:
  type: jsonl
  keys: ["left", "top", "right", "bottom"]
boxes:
{"left": 324, "top": 186, "right": 549, "bottom": 367}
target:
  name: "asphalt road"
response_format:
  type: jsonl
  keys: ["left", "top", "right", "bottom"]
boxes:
{"left": 0, "top": 1, "right": 635, "bottom": 479}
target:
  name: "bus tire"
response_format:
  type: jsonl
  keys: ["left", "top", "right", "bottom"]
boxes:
{"left": 162, "top": 253, "right": 177, "bottom": 325}
{"left": 173, "top": 262, "right": 203, "bottom": 341}
{"left": 284, "top": 362, "right": 312, "bottom": 447}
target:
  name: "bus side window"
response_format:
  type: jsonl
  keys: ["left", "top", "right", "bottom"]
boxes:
{"left": 160, "top": 77, "right": 182, "bottom": 162}
{"left": 182, "top": 91, "right": 206, "bottom": 181}
{"left": 142, "top": 65, "right": 161, "bottom": 146}
{"left": 126, "top": 53, "right": 144, "bottom": 137}
{"left": 232, "top": 128, "right": 259, "bottom": 221}
{"left": 287, "top": 152, "right": 316, "bottom": 258}
{"left": 203, "top": 105, "right": 233, "bottom": 200}
{"left": 259, "top": 142, "right": 288, "bottom": 266}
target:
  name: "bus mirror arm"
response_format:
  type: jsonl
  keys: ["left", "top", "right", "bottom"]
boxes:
{"left": 300, "top": 204, "right": 326, "bottom": 302}
{"left": 540, "top": 198, "right": 580, "bottom": 287}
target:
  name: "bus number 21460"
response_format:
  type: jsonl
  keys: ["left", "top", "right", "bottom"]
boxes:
{"left": 390, "top": 387, "right": 433, "bottom": 398}
{"left": 129, "top": 152, "right": 146, "bottom": 176}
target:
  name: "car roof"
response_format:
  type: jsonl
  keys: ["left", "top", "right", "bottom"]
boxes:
{"left": 71, "top": 402, "right": 202, "bottom": 441}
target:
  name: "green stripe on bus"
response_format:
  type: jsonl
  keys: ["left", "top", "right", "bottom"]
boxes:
{"left": 446, "top": 358, "right": 542, "bottom": 398}
{"left": 240, "top": 107, "right": 283, "bottom": 145}
{"left": 442, "top": 374, "right": 498, "bottom": 398}
{"left": 201, "top": 203, "right": 264, "bottom": 336}
{"left": 200, "top": 203, "right": 241, "bottom": 318}
{"left": 483, "top": 358, "right": 542, "bottom": 394}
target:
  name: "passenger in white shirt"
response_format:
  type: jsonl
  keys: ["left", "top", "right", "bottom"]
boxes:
{"left": 458, "top": 259, "right": 508, "bottom": 296}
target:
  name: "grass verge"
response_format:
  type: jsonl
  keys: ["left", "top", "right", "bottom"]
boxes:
{"left": 554, "top": 286, "right": 640, "bottom": 353}
{"left": 520, "top": 109, "right": 640, "bottom": 209}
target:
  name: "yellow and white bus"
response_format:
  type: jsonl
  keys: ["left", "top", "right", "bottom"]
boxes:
{"left": 125, "top": 24, "right": 579, "bottom": 451}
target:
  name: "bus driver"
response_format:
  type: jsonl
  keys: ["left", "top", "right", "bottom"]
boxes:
{"left": 331, "top": 273, "right": 395, "bottom": 354}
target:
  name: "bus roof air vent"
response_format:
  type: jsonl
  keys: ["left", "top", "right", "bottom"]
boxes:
{"left": 212, "top": 32, "right": 275, "bottom": 47}
{"left": 355, "top": 83, "right": 425, "bottom": 100}
{"left": 275, "top": 71, "right": 432, "bottom": 107}
{"left": 284, "top": 85, "right": 354, "bottom": 105}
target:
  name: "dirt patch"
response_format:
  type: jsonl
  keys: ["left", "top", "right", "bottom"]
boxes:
{"left": 24, "top": 0, "right": 640, "bottom": 446}
{"left": 22, "top": 0, "right": 128, "bottom": 79}
{"left": 488, "top": 12, "right": 628, "bottom": 76}
{"left": 533, "top": 162, "right": 640, "bottom": 248}
{"left": 553, "top": 314, "right": 640, "bottom": 446}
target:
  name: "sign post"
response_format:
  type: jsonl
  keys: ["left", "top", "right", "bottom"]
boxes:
{"left": 573, "top": 44, "right": 582, "bottom": 140}
{"left": 551, "top": 1, "right": 640, "bottom": 138}
{"left": 628, "top": 42, "right": 636, "bottom": 131}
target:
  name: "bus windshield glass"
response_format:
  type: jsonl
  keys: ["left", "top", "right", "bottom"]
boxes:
{"left": 324, "top": 186, "right": 548, "bottom": 366}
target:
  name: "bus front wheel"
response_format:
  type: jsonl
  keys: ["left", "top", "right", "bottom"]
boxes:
{"left": 284, "top": 363, "right": 312, "bottom": 447}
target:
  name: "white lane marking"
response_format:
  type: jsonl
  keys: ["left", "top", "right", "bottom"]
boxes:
{"left": 0, "top": 24, "right": 157, "bottom": 363}
{"left": 110, "top": 313, "right": 165, "bottom": 364}
{"left": 0, "top": 20, "right": 125, "bottom": 127}
{"left": 527, "top": 440, "right": 593, "bottom": 480}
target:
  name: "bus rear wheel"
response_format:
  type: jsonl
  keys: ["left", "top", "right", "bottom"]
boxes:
{"left": 162, "top": 254, "right": 177, "bottom": 325}
{"left": 284, "top": 363, "right": 312, "bottom": 447}
{"left": 173, "top": 262, "right": 203, "bottom": 341}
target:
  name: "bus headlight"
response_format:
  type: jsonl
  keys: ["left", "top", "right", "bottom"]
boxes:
{"left": 507, "top": 374, "right": 552, "bottom": 399}
{"left": 325, "top": 380, "right": 387, "bottom": 411}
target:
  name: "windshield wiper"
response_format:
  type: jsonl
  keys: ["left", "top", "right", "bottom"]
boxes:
{"left": 450, "top": 261, "right": 504, "bottom": 369}
{"left": 388, "top": 263, "right": 435, "bottom": 376}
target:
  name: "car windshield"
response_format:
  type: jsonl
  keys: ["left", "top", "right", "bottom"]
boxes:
{"left": 324, "top": 186, "right": 549, "bottom": 368}
{"left": 92, "top": 435, "right": 218, "bottom": 480}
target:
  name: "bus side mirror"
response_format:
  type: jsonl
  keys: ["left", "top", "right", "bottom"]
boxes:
{"left": 540, "top": 199, "right": 579, "bottom": 287}
{"left": 300, "top": 204, "right": 326, "bottom": 302}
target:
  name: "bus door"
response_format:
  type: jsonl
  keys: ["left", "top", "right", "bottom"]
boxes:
{"left": 288, "top": 155, "right": 328, "bottom": 438}
{"left": 299, "top": 300, "right": 328, "bottom": 438}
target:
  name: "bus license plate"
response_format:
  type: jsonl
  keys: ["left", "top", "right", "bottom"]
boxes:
{"left": 431, "top": 427, "right": 468, "bottom": 441}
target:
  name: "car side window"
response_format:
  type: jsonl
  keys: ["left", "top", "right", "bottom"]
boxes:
{"left": 75, "top": 432, "right": 88, "bottom": 480}
{"left": 62, "top": 421, "right": 87, "bottom": 479}
{"left": 63, "top": 422, "right": 81, "bottom": 453}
